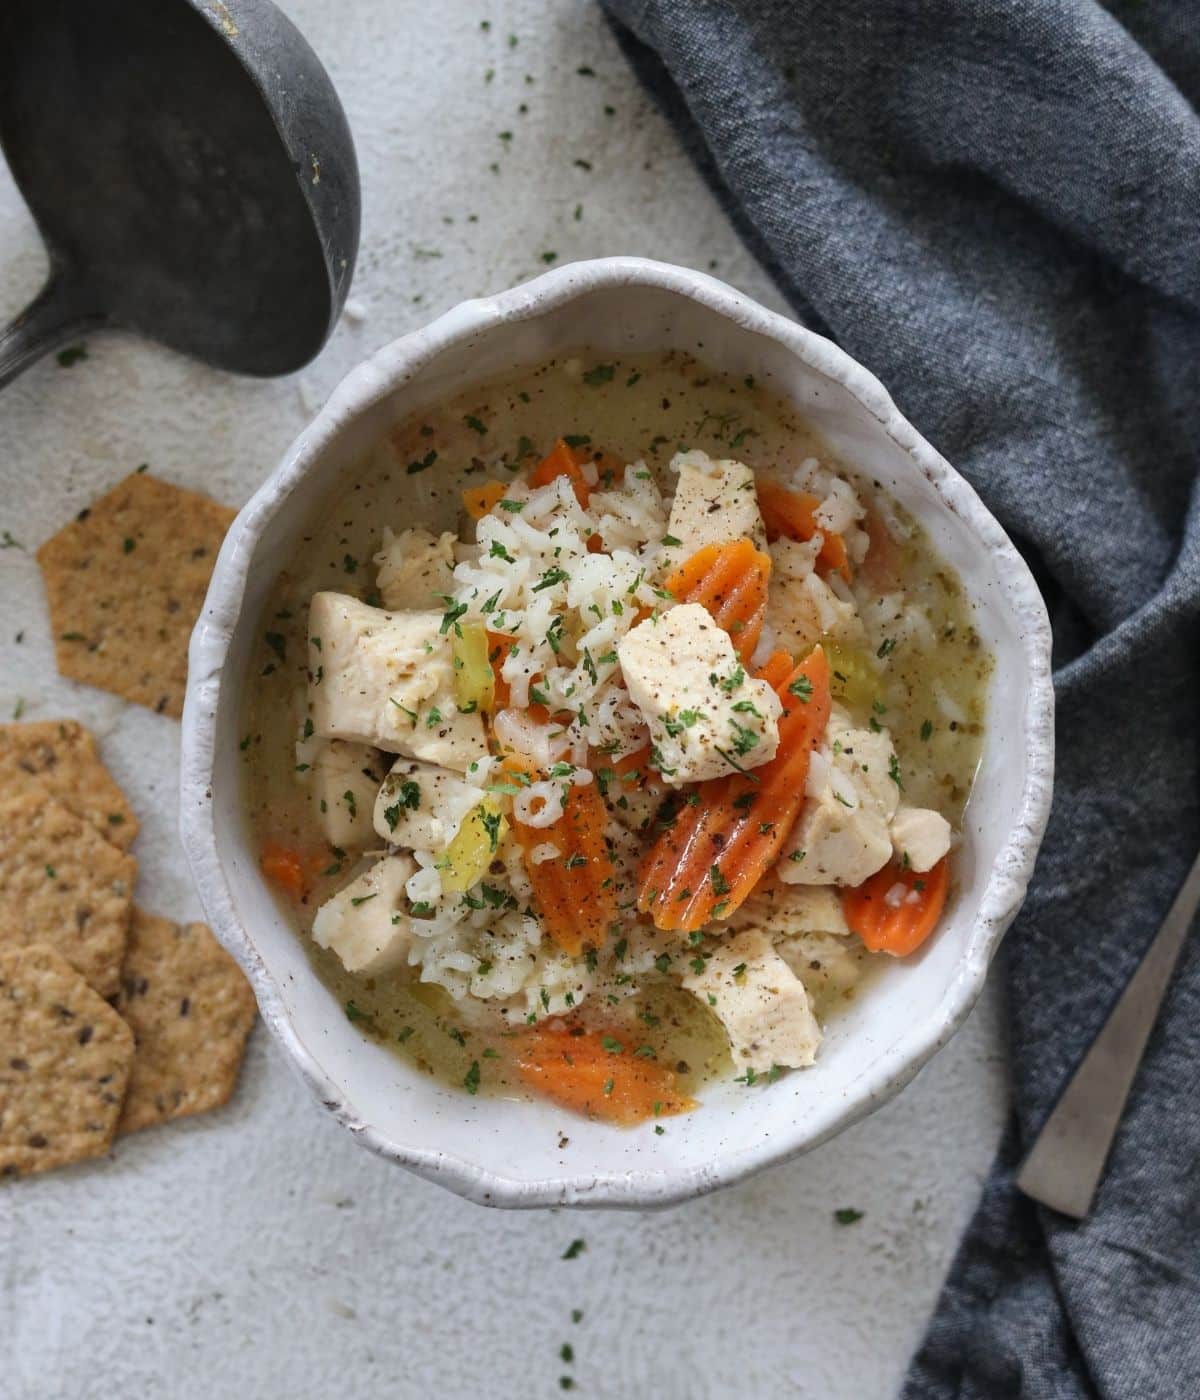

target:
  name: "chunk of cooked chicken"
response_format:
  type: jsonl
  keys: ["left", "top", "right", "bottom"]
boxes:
{"left": 307, "top": 592, "right": 486, "bottom": 771}
{"left": 683, "top": 928, "right": 821, "bottom": 1072}
{"left": 889, "top": 805, "right": 952, "bottom": 872}
{"left": 664, "top": 450, "right": 767, "bottom": 558}
{"left": 372, "top": 757, "right": 486, "bottom": 852}
{"left": 617, "top": 603, "right": 781, "bottom": 784}
{"left": 374, "top": 527, "right": 456, "bottom": 611}
{"left": 729, "top": 882, "right": 851, "bottom": 938}
{"left": 309, "top": 739, "right": 388, "bottom": 849}
{"left": 778, "top": 713, "right": 900, "bottom": 886}
{"left": 312, "top": 855, "right": 416, "bottom": 976}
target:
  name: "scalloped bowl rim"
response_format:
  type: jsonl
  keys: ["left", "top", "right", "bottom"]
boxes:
{"left": 181, "top": 256, "right": 1054, "bottom": 1209}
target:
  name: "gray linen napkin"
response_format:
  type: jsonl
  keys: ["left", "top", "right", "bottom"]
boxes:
{"left": 600, "top": 2, "right": 1200, "bottom": 1393}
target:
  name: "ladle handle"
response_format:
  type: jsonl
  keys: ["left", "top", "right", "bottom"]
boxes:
{"left": 0, "top": 275, "right": 106, "bottom": 389}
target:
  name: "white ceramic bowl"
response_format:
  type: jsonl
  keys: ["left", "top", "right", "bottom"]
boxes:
{"left": 181, "top": 257, "right": 1054, "bottom": 1209}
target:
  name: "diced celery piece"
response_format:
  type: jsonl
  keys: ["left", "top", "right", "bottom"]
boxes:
{"left": 440, "top": 797, "right": 506, "bottom": 893}
{"left": 452, "top": 620, "right": 495, "bottom": 713}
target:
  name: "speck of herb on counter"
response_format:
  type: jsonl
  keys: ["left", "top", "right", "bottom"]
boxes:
{"left": 562, "top": 1238, "right": 586, "bottom": 1260}
{"left": 56, "top": 345, "right": 88, "bottom": 367}
{"left": 834, "top": 1207, "right": 864, "bottom": 1225}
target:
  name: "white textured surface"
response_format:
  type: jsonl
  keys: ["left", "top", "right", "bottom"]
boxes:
{"left": 0, "top": 2, "right": 1009, "bottom": 1396}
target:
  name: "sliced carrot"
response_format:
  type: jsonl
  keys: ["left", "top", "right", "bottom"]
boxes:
{"left": 636, "top": 646, "right": 832, "bottom": 932}
{"left": 487, "top": 630, "right": 517, "bottom": 708}
{"left": 261, "top": 841, "right": 313, "bottom": 899}
{"left": 504, "top": 758, "right": 619, "bottom": 955}
{"left": 841, "top": 856, "right": 950, "bottom": 957}
{"left": 755, "top": 648, "right": 796, "bottom": 693}
{"left": 463, "top": 479, "right": 507, "bottom": 520}
{"left": 516, "top": 1025, "right": 696, "bottom": 1124}
{"left": 529, "top": 437, "right": 592, "bottom": 507}
{"left": 756, "top": 477, "right": 851, "bottom": 581}
{"left": 664, "top": 537, "right": 772, "bottom": 663}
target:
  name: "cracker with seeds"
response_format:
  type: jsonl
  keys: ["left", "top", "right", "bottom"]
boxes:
{"left": 37, "top": 472, "right": 235, "bottom": 718}
{"left": 0, "top": 778, "right": 136, "bottom": 997}
{"left": 0, "top": 943, "right": 134, "bottom": 1178}
{"left": 116, "top": 908, "right": 256, "bottom": 1133}
{"left": 0, "top": 720, "right": 139, "bottom": 851}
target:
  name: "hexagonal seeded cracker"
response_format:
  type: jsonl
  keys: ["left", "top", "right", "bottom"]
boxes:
{"left": 0, "top": 943, "right": 134, "bottom": 1178}
{"left": 37, "top": 471, "right": 235, "bottom": 718}
{"left": 116, "top": 908, "right": 257, "bottom": 1133}
{"left": 0, "top": 720, "right": 139, "bottom": 851}
{"left": 0, "top": 777, "right": 136, "bottom": 998}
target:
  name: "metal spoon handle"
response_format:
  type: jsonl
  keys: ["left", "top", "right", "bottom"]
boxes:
{"left": 0, "top": 274, "right": 105, "bottom": 389}
{"left": 1016, "top": 845, "right": 1200, "bottom": 1218}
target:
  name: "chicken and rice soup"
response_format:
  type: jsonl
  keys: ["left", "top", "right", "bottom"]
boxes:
{"left": 243, "top": 351, "right": 990, "bottom": 1124}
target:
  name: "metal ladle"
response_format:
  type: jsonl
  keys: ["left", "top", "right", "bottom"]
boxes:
{"left": 0, "top": 0, "right": 360, "bottom": 388}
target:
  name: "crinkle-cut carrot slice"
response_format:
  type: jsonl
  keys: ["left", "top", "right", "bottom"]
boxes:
{"left": 516, "top": 1025, "right": 697, "bottom": 1124}
{"left": 529, "top": 438, "right": 592, "bottom": 507}
{"left": 636, "top": 646, "right": 832, "bottom": 932}
{"left": 503, "top": 758, "right": 619, "bottom": 955}
{"left": 756, "top": 478, "right": 851, "bottom": 581}
{"left": 663, "top": 537, "right": 772, "bottom": 663}
{"left": 841, "top": 855, "right": 950, "bottom": 957}
{"left": 463, "top": 479, "right": 507, "bottom": 520}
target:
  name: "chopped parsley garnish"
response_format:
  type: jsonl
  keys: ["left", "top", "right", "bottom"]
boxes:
{"left": 489, "top": 539, "right": 515, "bottom": 563}
{"left": 406, "top": 449, "right": 438, "bottom": 475}
{"left": 920, "top": 719, "right": 934, "bottom": 742}
{"left": 877, "top": 637, "right": 896, "bottom": 659}
{"left": 439, "top": 599, "right": 468, "bottom": 634}
{"left": 481, "top": 808, "right": 503, "bottom": 851}
{"left": 533, "top": 566, "right": 569, "bottom": 592}
{"left": 583, "top": 363, "right": 615, "bottom": 386}
{"left": 344, "top": 1000, "right": 371, "bottom": 1024}
{"left": 889, "top": 755, "right": 904, "bottom": 788}
{"left": 498, "top": 499, "right": 525, "bottom": 513}
{"left": 463, "top": 1061, "right": 481, "bottom": 1095}
{"left": 729, "top": 721, "right": 760, "bottom": 756}
{"left": 463, "top": 414, "right": 488, "bottom": 435}
{"left": 264, "top": 631, "right": 287, "bottom": 662}
{"left": 710, "top": 865, "right": 731, "bottom": 896}
{"left": 601, "top": 1036, "right": 623, "bottom": 1054}
{"left": 788, "top": 675, "right": 813, "bottom": 702}
{"left": 349, "top": 892, "right": 376, "bottom": 907}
